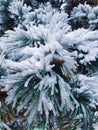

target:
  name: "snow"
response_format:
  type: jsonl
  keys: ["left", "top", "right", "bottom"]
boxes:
{"left": 61, "top": 28, "right": 98, "bottom": 64}
{"left": 93, "top": 123, "right": 98, "bottom": 130}
{"left": 0, "top": 0, "right": 98, "bottom": 129}
{"left": 9, "top": 0, "right": 32, "bottom": 18}
{"left": 78, "top": 74, "right": 98, "bottom": 95}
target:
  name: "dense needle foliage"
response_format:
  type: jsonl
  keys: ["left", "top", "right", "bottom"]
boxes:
{"left": 0, "top": 0, "right": 98, "bottom": 130}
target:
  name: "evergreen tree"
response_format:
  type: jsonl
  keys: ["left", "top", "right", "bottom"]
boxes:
{"left": 0, "top": 0, "right": 98, "bottom": 130}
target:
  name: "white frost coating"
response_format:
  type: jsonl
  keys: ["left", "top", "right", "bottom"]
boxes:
{"left": 78, "top": 74, "right": 98, "bottom": 102}
{"left": 61, "top": 28, "right": 98, "bottom": 64}
{"left": 70, "top": 4, "right": 98, "bottom": 30}
{"left": 9, "top": 0, "right": 31, "bottom": 19}
{"left": 0, "top": 16, "right": 77, "bottom": 124}
{"left": 0, "top": 0, "right": 97, "bottom": 128}
{"left": 71, "top": 3, "right": 91, "bottom": 20}
{"left": 1, "top": 7, "right": 71, "bottom": 61}
{"left": 88, "top": 6, "right": 98, "bottom": 29}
